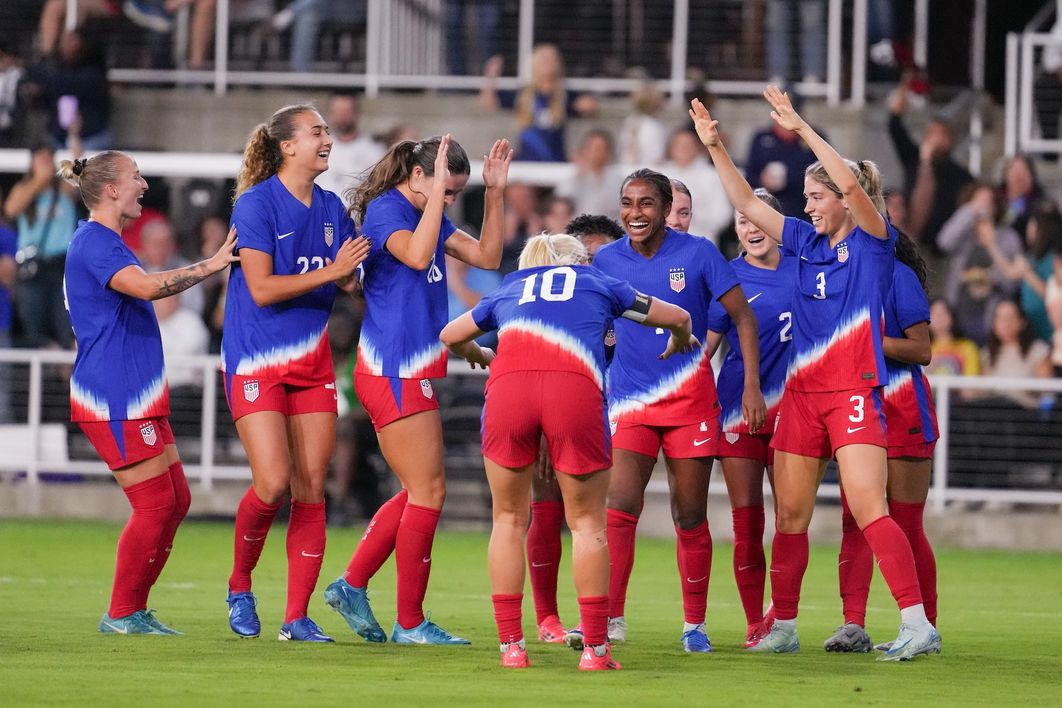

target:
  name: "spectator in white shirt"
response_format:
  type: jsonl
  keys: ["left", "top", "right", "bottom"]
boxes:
{"left": 661, "top": 128, "right": 732, "bottom": 243}
{"left": 554, "top": 129, "right": 624, "bottom": 221}
{"left": 316, "top": 92, "right": 385, "bottom": 202}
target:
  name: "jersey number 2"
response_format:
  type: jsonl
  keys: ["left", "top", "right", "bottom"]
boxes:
{"left": 518, "top": 266, "right": 576, "bottom": 304}
{"left": 297, "top": 256, "right": 325, "bottom": 274}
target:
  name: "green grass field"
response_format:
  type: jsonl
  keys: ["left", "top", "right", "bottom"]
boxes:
{"left": 2, "top": 519, "right": 1060, "bottom": 706}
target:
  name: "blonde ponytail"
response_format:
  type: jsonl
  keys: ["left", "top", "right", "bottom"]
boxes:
{"left": 805, "top": 158, "right": 887, "bottom": 213}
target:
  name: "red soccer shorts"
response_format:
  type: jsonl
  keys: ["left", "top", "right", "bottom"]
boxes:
{"left": 611, "top": 416, "right": 720, "bottom": 459}
{"left": 717, "top": 431, "right": 775, "bottom": 467}
{"left": 226, "top": 374, "right": 338, "bottom": 421}
{"left": 79, "top": 417, "right": 175, "bottom": 471}
{"left": 354, "top": 373, "right": 439, "bottom": 431}
{"left": 771, "top": 387, "right": 887, "bottom": 459}
{"left": 482, "top": 371, "right": 610, "bottom": 475}
{"left": 887, "top": 441, "right": 935, "bottom": 460}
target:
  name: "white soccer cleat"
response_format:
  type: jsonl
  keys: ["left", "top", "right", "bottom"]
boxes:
{"left": 878, "top": 622, "right": 941, "bottom": 661}
{"left": 748, "top": 619, "right": 800, "bottom": 653}
{"left": 607, "top": 616, "right": 627, "bottom": 643}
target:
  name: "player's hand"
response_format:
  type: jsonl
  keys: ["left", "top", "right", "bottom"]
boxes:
{"left": 483, "top": 54, "right": 503, "bottom": 80}
{"left": 207, "top": 225, "right": 240, "bottom": 272}
{"left": 688, "top": 98, "right": 721, "bottom": 148}
{"left": 764, "top": 85, "right": 806, "bottom": 134}
{"left": 432, "top": 134, "right": 452, "bottom": 195}
{"left": 330, "top": 236, "right": 371, "bottom": 280}
{"left": 660, "top": 332, "right": 701, "bottom": 360}
{"left": 742, "top": 386, "right": 768, "bottom": 433}
{"left": 534, "top": 436, "right": 555, "bottom": 482}
{"left": 482, "top": 138, "right": 514, "bottom": 189}
{"left": 336, "top": 267, "right": 363, "bottom": 295}
{"left": 464, "top": 344, "right": 494, "bottom": 369}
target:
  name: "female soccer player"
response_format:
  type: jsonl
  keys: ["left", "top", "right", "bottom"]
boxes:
{"left": 825, "top": 234, "right": 940, "bottom": 653}
{"left": 593, "top": 168, "right": 765, "bottom": 653}
{"left": 61, "top": 150, "right": 237, "bottom": 634}
{"left": 323, "top": 134, "right": 513, "bottom": 645}
{"left": 690, "top": 88, "right": 941, "bottom": 660}
{"left": 704, "top": 188, "right": 796, "bottom": 648}
{"left": 666, "top": 179, "right": 693, "bottom": 232}
{"left": 223, "top": 104, "right": 371, "bottom": 642}
{"left": 440, "top": 233, "right": 698, "bottom": 670}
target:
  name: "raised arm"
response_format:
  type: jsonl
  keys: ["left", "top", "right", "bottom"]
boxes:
{"left": 689, "top": 98, "right": 785, "bottom": 242}
{"left": 387, "top": 135, "right": 454, "bottom": 271}
{"left": 762, "top": 85, "right": 887, "bottom": 239}
{"left": 445, "top": 139, "right": 514, "bottom": 269}
{"left": 717, "top": 285, "right": 766, "bottom": 431}
{"left": 110, "top": 226, "right": 241, "bottom": 301}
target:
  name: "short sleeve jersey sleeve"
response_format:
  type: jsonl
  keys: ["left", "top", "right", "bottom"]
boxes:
{"left": 891, "top": 263, "right": 930, "bottom": 334}
{"left": 82, "top": 232, "right": 139, "bottom": 287}
{"left": 470, "top": 290, "right": 498, "bottom": 332}
{"left": 780, "top": 216, "right": 816, "bottom": 258}
{"left": 231, "top": 189, "right": 276, "bottom": 256}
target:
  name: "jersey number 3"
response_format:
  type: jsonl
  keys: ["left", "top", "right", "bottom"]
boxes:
{"left": 518, "top": 266, "right": 576, "bottom": 304}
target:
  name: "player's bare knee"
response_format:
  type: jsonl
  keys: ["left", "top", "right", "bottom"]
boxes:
{"left": 774, "top": 505, "right": 811, "bottom": 534}
{"left": 570, "top": 527, "right": 608, "bottom": 556}
{"left": 254, "top": 478, "right": 290, "bottom": 505}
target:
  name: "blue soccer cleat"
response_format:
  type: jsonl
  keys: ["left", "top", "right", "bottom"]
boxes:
{"left": 227, "top": 591, "right": 261, "bottom": 638}
{"left": 279, "top": 616, "right": 335, "bottom": 642}
{"left": 141, "top": 609, "right": 184, "bottom": 636}
{"left": 563, "top": 626, "right": 585, "bottom": 651}
{"left": 748, "top": 619, "right": 800, "bottom": 653}
{"left": 390, "top": 616, "right": 471, "bottom": 645}
{"left": 98, "top": 610, "right": 170, "bottom": 635}
{"left": 878, "top": 622, "right": 941, "bottom": 661}
{"left": 681, "top": 624, "right": 713, "bottom": 653}
{"left": 323, "top": 578, "right": 386, "bottom": 643}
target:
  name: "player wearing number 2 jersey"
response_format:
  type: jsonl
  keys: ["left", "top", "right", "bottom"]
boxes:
{"left": 323, "top": 134, "right": 514, "bottom": 646}
{"left": 592, "top": 168, "right": 765, "bottom": 653}
{"left": 693, "top": 87, "right": 940, "bottom": 661}
{"left": 223, "top": 105, "right": 370, "bottom": 643}
{"left": 441, "top": 233, "right": 698, "bottom": 670}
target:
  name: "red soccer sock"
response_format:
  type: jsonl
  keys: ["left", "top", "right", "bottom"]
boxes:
{"left": 395, "top": 503, "right": 441, "bottom": 629}
{"left": 675, "top": 521, "right": 712, "bottom": 625}
{"left": 109, "top": 473, "right": 176, "bottom": 618}
{"left": 527, "top": 501, "right": 564, "bottom": 624}
{"left": 285, "top": 500, "right": 327, "bottom": 623}
{"left": 606, "top": 509, "right": 639, "bottom": 618}
{"left": 138, "top": 461, "right": 191, "bottom": 608}
{"left": 732, "top": 505, "right": 766, "bottom": 626}
{"left": 491, "top": 593, "right": 524, "bottom": 645}
{"left": 345, "top": 489, "right": 408, "bottom": 588}
{"left": 889, "top": 500, "right": 937, "bottom": 625}
{"left": 769, "top": 530, "right": 809, "bottom": 621}
{"left": 229, "top": 487, "right": 281, "bottom": 594}
{"left": 579, "top": 595, "right": 609, "bottom": 646}
{"left": 839, "top": 492, "right": 873, "bottom": 626}
{"left": 862, "top": 515, "right": 923, "bottom": 611}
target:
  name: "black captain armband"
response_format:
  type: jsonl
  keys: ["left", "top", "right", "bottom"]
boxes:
{"left": 621, "top": 291, "right": 653, "bottom": 323}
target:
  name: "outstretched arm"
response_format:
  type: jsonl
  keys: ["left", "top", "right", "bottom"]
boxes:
{"left": 109, "top": 226, "right": 241, "bottom": 301}
{"left": 762, "top": 85, "right": 887, "bottom": 239}
{"left": 689, "top": 98, "right": 785, "bottom": 242}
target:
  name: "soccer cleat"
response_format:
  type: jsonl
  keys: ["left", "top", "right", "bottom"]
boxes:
{"left": 537, "top": 614, "right": 567, "bottom": 643}
{"left": 607, "top": 616, "right": 627, "bottom": 643}
{"left": 745, "top": 621, "right": 770, "bottom": 649}
{"left": 878, "top": 622, "right": 941, "bottom": 661}
{"left": 578, "top": 644, "right": 622, "bottom": 671}
{"left": 390, "top": 616, "right": 471, "bottom": 645}
{"left": 98, "top": 610, "right": 170, "bottom": 635}
{"left": 874, "top": 640, "right": 894, "bottom": 652}
{"left": 563, "top": 626, "right": 585, "bottom": 651}
{"left": 122, "top": 0, "right": 175, "bottom": 32}
{"left": 323, "top": 578, "right": 387, "bottom": 643}
{"left": 500, "top": 642, "right": 531, "bottom": 668}
{"left": 748, "top": 620, "right": 800, "bottom": 653}
{"left": 681, "top": 624, "right": 713, "bottom": 653}
{"left": 141, "top": 609, "right": 184, "bottom": 636}
{"left": 227, "top": 591, "right": 261, "bottom": 638}
{"left": 823, "top": 623, "right": 873, "bottom": 653}
{"left": 278, "top": 616, "right": 335, "bottom": 642}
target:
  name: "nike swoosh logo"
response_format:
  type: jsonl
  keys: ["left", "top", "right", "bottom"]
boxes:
{"left": 243, "top": 535, "right": 265, "bottom": 542}
{"left": 300, "top": 551, "right": 323, "bottom": 558}
{"left": 422, "top": 556, "right": 432, "bottom": 563}
{"left": 847, "top": 426, "right": 866, "bottom": 434}
{"left": 838, "top": 559, "right": 851, "bottom": 566}
{"left": 279, "top": 630, "right": 292, "bottom": 640}
{"left": 325, "top": 382, "right": 336, "bottom": 389}
{"left": 531, "top": 561, "right": 552, "bottom": 568}
{"left": 693, "top": 438, "right": 712, "bottom": 446}
{"left": 277, "top": 231, "right": 295, "bottom": 240}
{"left": 737, "top": 564, "right": 759, "bottom": 572}
{"left": 747, "top": 292, "right": 763, "bottom": 303}
{"left": 101, "top": 620, "right": 127, "bottom": 634}
{"left": 686, "top": 576, "right": 708, "bottom": 583}
{"left": 800, "top": 255, "right": 810, "bottom": 261}
{"left": 769, "top": 568, "right": 781, "bottom": 573}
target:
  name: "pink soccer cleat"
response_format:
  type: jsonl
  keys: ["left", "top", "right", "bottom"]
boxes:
{"left": 500, "top": 642, "right": 531, "bottom": 669}
{"left": 578, "top": 644, "right": 622, "bottom": 671}
{"left": 537, "top": 615, "right": 567, "bottom": 644}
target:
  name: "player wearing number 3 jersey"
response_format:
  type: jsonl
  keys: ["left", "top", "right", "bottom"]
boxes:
{"left": 693, "top": 87, "right": 940, "bottom": 661}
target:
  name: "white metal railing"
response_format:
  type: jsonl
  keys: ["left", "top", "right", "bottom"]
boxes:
{"left": 1007, "top": 1, "right": 1062, "bottom": 156}
{"left": 2, "top": 348, "right": 1060, "bottom": 510}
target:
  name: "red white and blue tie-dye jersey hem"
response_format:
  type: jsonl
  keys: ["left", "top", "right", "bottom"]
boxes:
{"left": 594, "top": 228, "right": 739, "bottom": 426}
{"left": 780, "top": 216, "right": 897, "bottom": 392}
{"left": 356, "top": 188, "right": 456, "bottom": 380}
{"left": 708, "top": 254, "right": 798, "bottom": 434}
{"left": 222, "top": 176, "right": 352, "bottom": 385}
{"left": 471, "top": 265, "right": 641, "bottom": 387}
{"left": 65, "top": 220, "right": 170, "bottom": 422}
{"left": 883, "top": 261, "right": 939, "bottom": 445}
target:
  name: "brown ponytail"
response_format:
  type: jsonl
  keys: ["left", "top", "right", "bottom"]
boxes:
{"left": 234, "top": 103, "right": 317, "bottom": 201}
{"left": 346, "top": 136, "right": 470, "bottom": 226}
{"left": 57, "top": 150, "right": 129, "bottom": 209}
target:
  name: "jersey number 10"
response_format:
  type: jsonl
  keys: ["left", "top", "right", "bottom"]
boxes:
{"left": 518, "top": 266, "right": 577, "bottom": 304}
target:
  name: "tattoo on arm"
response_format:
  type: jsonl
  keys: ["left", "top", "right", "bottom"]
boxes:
{"left": 154, "top": 262, "right": 209, "bottom": 299}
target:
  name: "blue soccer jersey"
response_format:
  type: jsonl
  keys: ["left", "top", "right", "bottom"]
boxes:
{"left": 780, "top": 216, "right": 897, "bottom": 392}
{"left": 593, "top": 228, "right": 740, "bottom": 425}
{"left": 65, "top": 220, "right": 169, "bottom": 422}
{"left": 471, "top": 265, "right": 641, "bottom": 389}
{"left": 708, "top": 254, "right": 798, "bottom": 434}
{"left": 883, "top": 261, "right": 938, "bottom": 446}
{"left": 356, "top": 188, "right": 457, "bottom": 379}
{"left": 222, "top": 175, "right": 354, "bottom": 385}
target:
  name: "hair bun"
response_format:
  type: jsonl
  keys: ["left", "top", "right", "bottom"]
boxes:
{"left": 72, "top": 158, "right": 86, "bottom": 176}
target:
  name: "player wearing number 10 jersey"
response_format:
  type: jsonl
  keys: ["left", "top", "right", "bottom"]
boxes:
{"left": 223, "top": 105, "right": 369, "bottom": 643}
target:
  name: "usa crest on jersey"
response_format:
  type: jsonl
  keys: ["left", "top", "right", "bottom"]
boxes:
{"left": 604, "top": 328, "right": 617, "bottom": 347}
{"left": 669, "top": 268, "right": 686, "bottom": 293}
{"left": 244, "top": 380, "right": 260, "bottom": 402}
{"left": 324, "top": 222, "right": 335, "bottom": 247}
{"left": 139, "top": 422, "right": 158, "bottom": 446}
{"left": 420, "top": 379, "right": 434, "bottom": 399}
{"left": 837, "top": 243, "right": 849, "bottom": 263}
